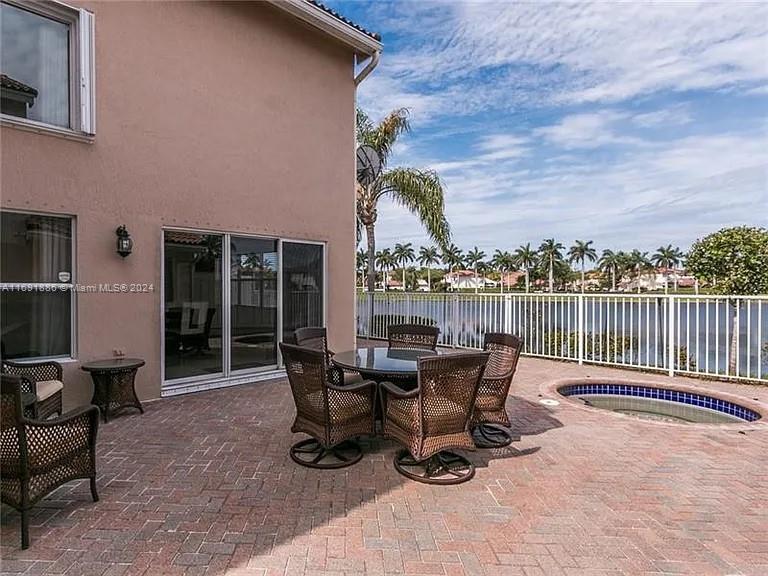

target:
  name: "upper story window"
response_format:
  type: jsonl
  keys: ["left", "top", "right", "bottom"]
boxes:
{"left": 1, "top": 0, "right": 94, "bottom": 136}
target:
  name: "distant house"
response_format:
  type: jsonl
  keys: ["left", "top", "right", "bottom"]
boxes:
{"left": 619, "top": 268, "right": 695, "bottom": 292}
{"left": 499, "top": 271, "right": 525, "bottom": 289}
{"left": 444, "top": 270, "right": 497, "bottom": 291}
{"left": 415, "top": 279, "right": 430, "bottom": 292}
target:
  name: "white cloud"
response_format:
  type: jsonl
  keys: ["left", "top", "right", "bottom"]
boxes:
{"left": 631, "top": 105, "right": 693, "bottom": 128}
{"left": 359, "top": 1, "right": 768, "bottom": 115}
{"left": 534, "top": 110, "right": 636, "bottom": 149}
{"left": 374, "top": 128, "right": 768, "bottom": 253}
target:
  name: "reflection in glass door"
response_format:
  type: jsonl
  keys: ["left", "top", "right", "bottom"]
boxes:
{"left": 282, "top": 242, "right": 324, "bottom": 343}
{"left": 164, "top": 231, "right": 223, "bottom": 380}
{"left": 230, "top": 236, "right": 278, "bottom": 371}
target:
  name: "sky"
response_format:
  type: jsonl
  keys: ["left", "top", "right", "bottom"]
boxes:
{"left": 331, "top": 0, "right": 768, "bottom": 257}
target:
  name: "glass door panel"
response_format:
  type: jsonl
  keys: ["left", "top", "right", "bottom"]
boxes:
{"left": 230, "top": 236, "right": 278, "bottom": 370}
{"left": 282, "top": 242, "right": 324, "bottom": 343}
{"left": 164, "top": 231, "right": 223, "bottom": 380}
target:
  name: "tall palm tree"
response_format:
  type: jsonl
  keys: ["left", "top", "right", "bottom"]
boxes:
{"left": 539, "top": 239, "right": 564, "bottom": 293}
{"left": 651, "top": 244, "right": 684, "bottom": 294}
{"left": 357, "top": 108, "right": 450, "bottom": 293}
{"left": 356, "top": 248, "right": 367, "bottom": 289}
{"left": 628, "top": 249, "right": 652, "bottom": 293}
{"left": 418, "top": 246, "right": 441, "bottom": 292}
{"left": 441, "top": 243, "right": 464, "bottom": 290}
{"left": 568, "top": 240, "right": 598, "bottom": 293}
{"left": 465, "top": 246, "right": 487, "bottom": 293}
{"left": 375, "top": 248, "right": 395, "bottom": 291}
{"left": 514, "top": 243, "right": 537, "bottom": 293}
{"left": 393, "top": 242, "right": 415, "bottom": 291}
{"left": 597, "top": 249, "right": 623, "bottom": 292}
{"left": 490, "top": 250, "right": 511, "bottom": 293}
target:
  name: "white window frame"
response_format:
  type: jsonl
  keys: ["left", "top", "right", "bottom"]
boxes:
{"left": 0, "top": 209, "right": 77, "bottom": 362}
{"left": 0, "top": 0, "right": 95, "bottom": 140}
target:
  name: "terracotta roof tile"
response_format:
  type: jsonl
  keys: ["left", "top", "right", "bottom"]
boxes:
{"left": 306, "top": 0, "right": 381, "bottom": 41}
{"left": 0, "top": 74, "right": 38, "bottom": 96}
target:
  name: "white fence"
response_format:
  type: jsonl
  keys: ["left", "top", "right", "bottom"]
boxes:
{"left": 356, "top": 292, "right": 768, "bottom": 382}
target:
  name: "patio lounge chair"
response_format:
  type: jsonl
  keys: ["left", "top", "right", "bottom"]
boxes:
{"left": 387, "top": 324, "right": 439, "bottom": 351}
{"left": 471, "top": 333, "right": 524, "bottom": 448}
{"left": 280, "top": 342, "right": 376, "bottom": 469}
{"left": 0, "top": 374, "right": 100, "bottom": 549}
{"left": 2, "top": 360, "right": 64, "bottom": 420}
{"left": 381, "top": 351, "right": 489, "bottom": 484}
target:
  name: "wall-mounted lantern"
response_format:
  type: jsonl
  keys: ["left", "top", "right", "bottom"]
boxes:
{"left": 115, "top": 225, "right": 133, "bottom": 257}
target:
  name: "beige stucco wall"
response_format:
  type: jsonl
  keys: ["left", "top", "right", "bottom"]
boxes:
{"left": 1, "top": 1, "right": 358, "bottom": 409}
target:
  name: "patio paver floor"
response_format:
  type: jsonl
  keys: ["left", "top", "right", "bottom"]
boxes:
{"left": 2, "top": 357, "right": 767, "bottom": 575}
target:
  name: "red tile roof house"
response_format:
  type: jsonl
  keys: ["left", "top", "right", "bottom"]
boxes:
{"left": 0, "top": 0, "right": 381, "bottom": 406}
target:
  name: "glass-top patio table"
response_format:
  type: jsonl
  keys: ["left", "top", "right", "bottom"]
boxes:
{"left": 332, "top": 346, "right": 446, "bottom": 383}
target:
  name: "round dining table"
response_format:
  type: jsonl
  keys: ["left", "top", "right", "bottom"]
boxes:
{"left": 332, "top": 345, "right": 446, "bottom": 384}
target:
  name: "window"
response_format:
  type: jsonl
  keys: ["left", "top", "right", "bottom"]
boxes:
{"left": 0, "top": 211, "right": 74, "bottom": 359}
{"left": 1, "top": 0, "right": 94, "bottom": 134}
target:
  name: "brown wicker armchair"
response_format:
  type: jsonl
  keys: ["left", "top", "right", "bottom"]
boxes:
{"left": 294, "top": 326, "right": 363, "bottom": 386}
{"left": 387, "top": 324, "right": 439, "bottom": 351}
{"left": 279, "top": 342, "right": 376, "bottom": 469}
{"left": 1, "top": 374, "right": 99, "bottom": 549}
{"left": 381, "top": 351, "right": 489, "bottom": 484}
{"left": 2, "top": 360, "right": 64, "bottom": 420}
{"left": 471, "top": 333, "right": 523, "bottom": 448}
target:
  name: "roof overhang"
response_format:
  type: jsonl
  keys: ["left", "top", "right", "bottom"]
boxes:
{"left": 267, "top": 0, "right": 382, "bottom": 57}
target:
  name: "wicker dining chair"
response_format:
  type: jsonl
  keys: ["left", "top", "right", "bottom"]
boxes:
{"left": 2, "top": 360, "right": 64, "bottom": 420}
{"left": 280, "top": 342, "right": 376, "bottom": 469}
{"left": 293, "top": 326, "right": 363, "bottom": 386}
{"left": 381, "top": 351, "right": 489, "bottom": 484}
{"left": 387, "top": 324, "right": 439, "bottom": 351}
{"left": 1, "top": 374, "right": 100, "bottom": 549}
{"left": 470, "top": 333, "right": 524, "bottom": 448}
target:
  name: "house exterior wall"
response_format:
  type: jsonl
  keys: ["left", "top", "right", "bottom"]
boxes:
{"left": 1, "top": 1, "right": 358, "bottom": 409}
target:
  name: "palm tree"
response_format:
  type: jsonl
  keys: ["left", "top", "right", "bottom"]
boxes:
{"left": 568, "top": 240, "right": 598, "bottom": 293}
{"left": 514, "top": 243, "right": 537, "bottom": 293}
{"left": 375, "top": 248, "right": 395, "bottom": 291}
{"left": 393, "top": 242, "right": 415, "bottom": 291}
{"left": 490, "top": 250, "right": 512, "bottom": 293}
{"left": 356, "top": 249, "right": 367, "bottom": 289}
{"left": 441, "top": 243, "right": 464, "bottom": 290}
{"left": 651, "top": 245, "right": 684, "bottom": 293}
{"left": 628, "top": 250, "right": 652, "bottom": 293}
{"left": 597, "top": 249, "right": 623, "bottom": 292}
{"left": 539, "top": 239, "right": 564, "bottom": 293}
{"left": 357, "top": 108, "right": 450, "bottom": 293}
{"left": 465, "top": 246, "right": 486, "bottom": 293}
{"left": 418, "top": 246, "right": 441, "bottom": 291}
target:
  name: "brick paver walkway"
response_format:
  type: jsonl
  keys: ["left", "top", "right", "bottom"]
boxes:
{"left": 2, "top": 357, "right": 767, "bottom": 576}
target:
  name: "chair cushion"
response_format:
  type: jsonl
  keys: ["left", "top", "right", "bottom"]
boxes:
{"left": 36, "top": 380, "right": 63, "bottom": 402}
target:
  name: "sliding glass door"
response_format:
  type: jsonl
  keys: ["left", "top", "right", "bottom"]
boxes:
{"left": 230, "top": 236, "right": 278, "bottom": 371}
{"left": 163, "top": 231, "right": 324, "bottom": 387}
{"left": 164, "top": 231, "right": 223, "bottom": 380}
{"left": 282, "top": 241, "right": 324, "bottom": 343}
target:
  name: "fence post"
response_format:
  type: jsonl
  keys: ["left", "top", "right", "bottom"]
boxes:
{"left": 452, "top": 294, "right": 459, "bottom": 348}
{"left": 667, "top": 295, "right": 675, "bottom": 377}
{"left": 406, "top": 293, "right": 412, "bottom": 324}
{"left": 367, "top": 292, "right": 373, "bottom": 339}
{"left": 577, "top": 294, "right": 584, "bottom": 365}
{"left": 504, "top": 294, "right": 512, "bottom": 334}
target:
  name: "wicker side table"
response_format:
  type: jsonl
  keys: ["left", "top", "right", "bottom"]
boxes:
{"left": 81, "top": 358, "right": 145, "bottom": 422}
